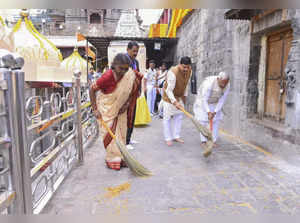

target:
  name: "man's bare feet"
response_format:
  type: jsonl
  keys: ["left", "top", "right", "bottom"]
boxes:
{"left": 166, "top": 141, "right": 173, "bottom": 146}
{"left": 174, "top": 138, "right": 184, "bottom": 143}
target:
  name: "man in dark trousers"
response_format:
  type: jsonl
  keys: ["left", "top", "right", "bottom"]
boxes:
{"left": 126, "top": 41, "right": 140, "bottom": 150}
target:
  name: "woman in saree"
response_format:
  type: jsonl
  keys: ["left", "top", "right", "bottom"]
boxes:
{"left": 89, "top": 53, "right": 143, "bottom": 170}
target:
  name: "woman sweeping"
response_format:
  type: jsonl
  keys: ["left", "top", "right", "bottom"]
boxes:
{"left": 89, "top": 53, "right": 143, "bottom": 170}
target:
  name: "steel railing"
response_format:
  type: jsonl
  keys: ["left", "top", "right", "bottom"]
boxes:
{"left": 0, "top": 50, "right": 98, "bottom": 214}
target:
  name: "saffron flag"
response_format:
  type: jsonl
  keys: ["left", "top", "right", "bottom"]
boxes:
{"left": 77, "top": 32, "right": 86, "bottom": 42}
{"left": 167, "top": 9, "right": 192, "bottom": 38}
{"left": 148, "top": 24, "right": 168, "bottom": 38}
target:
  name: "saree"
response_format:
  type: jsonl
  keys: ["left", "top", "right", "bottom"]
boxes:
{"left": 96, "top": 68, "right": 140, "bottom": 164}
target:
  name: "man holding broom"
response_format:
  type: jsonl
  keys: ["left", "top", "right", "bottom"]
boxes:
{"left": 193, "top": 71, "right": 230, "bottom": 156}
{"left": 89, "top": 53, "right": 143, "bottom": 171}
{"left": 162, "top": 57, "right": 192, "bottom": 146}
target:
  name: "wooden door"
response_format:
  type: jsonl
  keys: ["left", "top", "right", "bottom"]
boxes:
{"left": 265, "top": 28, "right": 293, "bottom": 121}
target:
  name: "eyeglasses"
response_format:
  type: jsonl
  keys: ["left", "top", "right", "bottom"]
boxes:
{"left": 118, "top": 66, "right": 129, "bottom": 72}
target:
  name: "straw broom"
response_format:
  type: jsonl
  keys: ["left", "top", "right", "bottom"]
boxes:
{"left": 179, "top": 107, "right": 214, "bottom": 157}
{"left": 203, "top": 119, "right": 214, "bottom": 157}
{"left": 179, "top": 107, "right": 213, "bottom": 140}
{"left": 99, "top": 118, "right": 153, "bottom": 177}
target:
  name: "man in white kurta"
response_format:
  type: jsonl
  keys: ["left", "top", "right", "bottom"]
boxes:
{"left": 162, "top": 57, "right": 192, "bottom": 146}
{"left": 193, "top": 71, "right": 230, "bottom": 148}
{"left": 156, "top": 63, "right": 168, "bottom": 118}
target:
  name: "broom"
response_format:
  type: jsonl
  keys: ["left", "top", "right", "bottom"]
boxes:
{"left": 99, "top": 118, "right": 153, "bottom": 177}
{"left": 179, "top": 107, "right": 213, "bottom": 141}
{"left": 202, "top": 119, "right": 214, "bottom": 157}
{"left": 179, "top": 107, "right": 214, "bottom": 157}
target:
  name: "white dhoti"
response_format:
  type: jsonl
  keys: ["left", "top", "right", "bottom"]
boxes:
{"left": 163, "top": 100, "right": 184, "bottom": 141}
{"left": 163, "top": 113, "right": 183, "bottom": 141}
{"left": 162, "top": 69, "right": 190, "bottom": 141}
{"left": 194, "top": 102, "right": 224, "bottom": 143}
{"left": 199, "top": 120, "right": 220, "bottom": 143}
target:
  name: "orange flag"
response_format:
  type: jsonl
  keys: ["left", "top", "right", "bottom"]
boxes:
{"left": 167, "top": 9, "right": 192, "bottom": 38}
{"left": 148, "top": 24, "right": 168, "bottom": 38}
{"left": 77, "top": 32, "right": 86, "bottom": 42}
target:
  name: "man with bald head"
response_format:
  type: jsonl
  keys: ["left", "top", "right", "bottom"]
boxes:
{"left": 193, "top": 71, "right": 230, "bottom": 156}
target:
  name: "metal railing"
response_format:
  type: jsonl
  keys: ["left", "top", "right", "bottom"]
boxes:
{"left": 0, "top": 50, "right": 98, "bottom": 214}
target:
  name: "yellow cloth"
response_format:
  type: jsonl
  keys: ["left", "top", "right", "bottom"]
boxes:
{"left": 167, "top": 9, "right": 192, "bottom": 38}
{"left": 134, "top": 94, "right": 151, "bottom": 126}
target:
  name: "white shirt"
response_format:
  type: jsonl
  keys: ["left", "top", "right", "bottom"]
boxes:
{"left": 157, "top": 70, "right": 168, "bottom": 86}
{"left": 163, "top": 70, "right": 190, "bottom": 120}
{"left": 144, "top": 68, "right": 157, "bottom": 87}
{"left": 194, "top": 76, "right": 230, "bottom": 121}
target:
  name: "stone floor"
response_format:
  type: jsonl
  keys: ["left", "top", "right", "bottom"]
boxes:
{"left": 42, "top": 116, "right": 300, "bottom": 215}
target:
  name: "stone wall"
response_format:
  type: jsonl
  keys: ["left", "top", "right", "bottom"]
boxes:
{"left": 174, "top": 9, "right": 243, "bottom": 133}
{"left": 172, "top": 9, "right": 300, "bottom": 153}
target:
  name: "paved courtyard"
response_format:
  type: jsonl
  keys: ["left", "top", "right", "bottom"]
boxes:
{"left": 42, "top": 116, "right": 300, "bottom": 215}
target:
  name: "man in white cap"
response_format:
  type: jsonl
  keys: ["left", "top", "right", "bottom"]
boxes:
{"left": 193, "top": 71, "right": 230, "bottom": 156}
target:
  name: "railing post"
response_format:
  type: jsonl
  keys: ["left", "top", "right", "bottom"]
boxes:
{"left": 74, "top": 69, "right": 84, "bottom": 164}
{"left": 1, "top": 51, "right": 25, "bottom": 214}
{"left": 14, "top": 60, "right": 33, "bottom": 214}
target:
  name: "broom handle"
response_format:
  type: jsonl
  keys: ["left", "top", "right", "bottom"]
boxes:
{"left": 178, "top": 107, "right": 194, "bottom": 119}
{"left": 210, "top": 119, "right": 213, "bottom": 132}
{"left": 179, "top": 106, "right": 213, "bottom": 132}
{"left": 98, "top": 118, "right": 116, "bottom": 139}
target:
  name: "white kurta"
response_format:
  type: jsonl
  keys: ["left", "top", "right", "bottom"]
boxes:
{"left": 163, "top": 70, "right": 190, "bottom": 120}
{"left": 144, "top": 68, "right": 157, "bottom": 87}
{"left": 193, "top": 76, "right": 230, "bottom": 122}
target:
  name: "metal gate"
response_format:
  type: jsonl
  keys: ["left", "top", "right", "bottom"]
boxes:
{"left": 0, "top": 51, "right": 98, "bottom": 214}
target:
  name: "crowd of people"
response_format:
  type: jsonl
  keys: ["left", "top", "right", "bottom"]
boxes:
{"left": 89, "top": 41, "right": 230, "bottom": 171}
